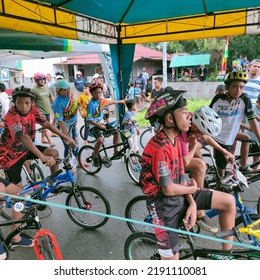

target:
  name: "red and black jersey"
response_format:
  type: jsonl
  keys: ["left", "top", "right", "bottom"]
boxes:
{"left": 140, "top": 130, "right": 186, "bottom": 197}
{"left": 0, "top": 105, "right": 46, "bottom": 169}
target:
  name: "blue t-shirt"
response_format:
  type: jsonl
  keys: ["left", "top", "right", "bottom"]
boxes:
{"left": 52, "top": 93, "right": 78, "bottom": 126}
{"left": 123, "top": 110, "right": 136, "bottom": 135}
{"left": 128, "top": 87, "right": 135, "bottom": 100}
{"left": 74, "top": 78, "right": 87, "bottom": 92}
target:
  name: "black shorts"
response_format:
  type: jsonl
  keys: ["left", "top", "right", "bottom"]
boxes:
{"left": 147, "top": 189, "right": 213, "bottom": 258}
{"left": 0, "top": 177, "right": 11, "bottom": 187}
{"left": 214, "top": 143, "right": 232, "bottom": 170}
{"left": 90, "top": 123, "right": 116, "bottom": 139}
{"left": 4, "top": 145, "right": 47, "bottom": 184}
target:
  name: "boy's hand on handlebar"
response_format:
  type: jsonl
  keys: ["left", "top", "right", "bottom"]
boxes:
{"left": 64, "top": 138, "right": 76, "bottom": 147}
{"left": 42, "top": 155, "right": 56, "bottom": 167}
{"left": 224, "top": 151, "right": 235, "bottom": 162}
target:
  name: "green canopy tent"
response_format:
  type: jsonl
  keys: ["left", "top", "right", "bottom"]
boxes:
{"left": 170, "top": 54, "right": 211, "bottom": 80}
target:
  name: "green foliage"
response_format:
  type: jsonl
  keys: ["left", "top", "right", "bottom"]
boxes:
{"left": 136, "top": 98, "right": 211, "bottom": 128}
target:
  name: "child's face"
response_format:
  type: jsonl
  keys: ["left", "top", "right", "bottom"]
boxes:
{"left": 59, "top": 88, "right": 70, "bottom": 97}
{"left": 173, "top": 106, "right": 191, "bottom": 132}
{"left": 84, "top": 86, "right": 90, "bottom": 95}
{"left": 227, "top": 81, "right": 245, "bottom": 99}
{"left": 15, "top": 96, "right": 32, "bottom": 116}
{"left": 91, "top": 88, "right": 102, "bottom": 100}
{"left": 136, "top": 83, "right": 140, "bottom": 88}
{"left": 256, "top": 100, "right": 260, "bottom": 108}
{"left": 131, "top": 104, "right": 137, "bottom": 111}
{"left": 154, "top": 80, "right": 161, "bottom": 89}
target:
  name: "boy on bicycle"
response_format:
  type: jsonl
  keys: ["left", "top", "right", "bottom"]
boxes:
{"left": 209, "top": 71, "right": 260, "bottom": 176}
{"left": 140, "top": 87, "right": 236, "bottom": 260}
{"left": 86, "top": 82, "right": 125, "bottom": 167}
{"left": 0, "top": 86, "right": 75, "bottom": 187}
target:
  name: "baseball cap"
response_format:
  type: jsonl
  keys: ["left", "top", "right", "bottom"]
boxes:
{"left": 56, "top": 80, "right": 70, "bottom": 89}
{"left": 93, "top": 73, "right": 100, "bottom": 79}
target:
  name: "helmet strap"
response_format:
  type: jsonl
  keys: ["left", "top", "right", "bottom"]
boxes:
{"left": 163, "top": 112, "right": 181, "bottom": 132}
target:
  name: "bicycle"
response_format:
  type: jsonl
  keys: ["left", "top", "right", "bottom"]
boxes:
{"left": 0, "top": 146, "right": 111, "bottom": 229}
{"left": 0, "top": 189, "right": 62, "bottom": 260}
{"left": 124, "top": 220, "right": 260, "bottom": 260}
{"left": 139, "top": 126, "right": 155, "bottom": 149}
{"left": 202, "top": 143, "right": 260, "bottom": 214}
{"left": 80, "top": 119, "right": 117, "bottom": 144}
{"left": 78, "top": 128, "right": 142, "bottom": 185}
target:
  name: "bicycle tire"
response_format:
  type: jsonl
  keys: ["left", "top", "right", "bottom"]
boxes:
{"left": 30, "top": 162, "right": 45, "bottom": 182}
{"left": 235, "top": 214, "right": 260, "bottom": 245}
{"left": 124, "top": 232, "right": 159, "bottom": 260}
{"left": 35, "top": 235, "right": 56, "bottom": 260}
{"left": 65, "top": 186, "right": 111, "bottom": 229}
{"left": 140, "top": 128, "right": 154, "bottom": 150}
{"left": 78, "top": 145, "right": 102, "bottom": 175}
{"left": 126, "top": 153, "right": 142, "bottom": 185}
{"left": 125, "top": 195, "right": 154, "bottom": 233}
{"left": 80, "top": 125, "right": 96, "bottom": 143}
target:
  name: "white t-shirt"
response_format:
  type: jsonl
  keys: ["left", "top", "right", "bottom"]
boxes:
{"left": 0, "top": 92, "right": 10, "bottom": 121}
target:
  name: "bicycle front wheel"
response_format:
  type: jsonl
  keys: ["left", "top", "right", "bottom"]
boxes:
{"left": 140, "top": 128, "right": 154, "bottom": 150}
{"left": 125, "top": 195, "right": 153, "bottom": 233}
{"left": 80, "top": 125, "right": 96, "bottom": 143}
{"left": 126, "top": 153, "right": 142, "bottom": 185}
{"left": 65, "top": 186, "right": 111, "bottom": 229}
{"left": 78, "top": 145, "right": 102, "bottom": 174}
{"left": 30, "top": 161, "right": 45, "bottom": 181}
{"left": 124, "top": 232, "right": 159, "bottom": 260}
{"left": 35, "top": 235, "right": 57, "bottom": 260}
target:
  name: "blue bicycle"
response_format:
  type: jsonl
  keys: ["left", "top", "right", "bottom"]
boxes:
{"left": 1, "top": 146, "right": 111, "bottom": 229}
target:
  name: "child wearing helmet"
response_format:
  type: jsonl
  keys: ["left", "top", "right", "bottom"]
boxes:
{"left": 86, "top": 82, "right": 125, "bottom": 167}
{"left": 209, "top": 71, "right": 260, "bottom": 176}
{"left": 0, "top": 86, "right": 75, "bottom": 187}
{"left": 139, "top": 86, "right": 235, "bottom": 260}
{"left": 52, "top": 80, "right": 79, "bottom": 158}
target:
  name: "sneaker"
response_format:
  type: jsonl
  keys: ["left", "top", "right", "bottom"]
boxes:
{"left": 93, "top": 157, "right": 100, "bottom": 167}
{"left": 10, "top": 237, "right": 34, "bottom": 249}
{"left": 196, "top": 216, "right": 218, "bottom": 233}
{"left": 0, "top": 242, "right": 7, "bottom": 260}
{"left": 239, "top": 166, "right": 252, "bottom": 174}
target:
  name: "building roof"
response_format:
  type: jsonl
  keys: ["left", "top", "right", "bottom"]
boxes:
{"left": 60, "top": 44, "right": 172, "bottom": 65}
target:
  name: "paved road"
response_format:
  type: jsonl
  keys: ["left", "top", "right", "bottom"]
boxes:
{"left": 3, "top": 117, "right": 260, "bottom": 260}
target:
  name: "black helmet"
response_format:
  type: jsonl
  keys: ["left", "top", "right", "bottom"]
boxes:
{"left": 12, "top": 86, "right": 35, "bottom": 101}
{"left": 145, "top": 86, "right": 186, "bottom": 126}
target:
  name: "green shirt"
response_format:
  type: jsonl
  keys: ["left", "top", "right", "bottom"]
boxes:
{"left": 33, "top": 85, "right": 53, "bottom": 114}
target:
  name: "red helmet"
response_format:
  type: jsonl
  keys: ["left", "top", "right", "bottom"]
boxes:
{"left": 33, "top": 72, "right": 46, "bottom": 86}
{"left": 89, "top": 82, "right": 103, "bottom": 93}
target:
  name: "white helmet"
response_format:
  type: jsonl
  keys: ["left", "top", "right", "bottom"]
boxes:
{"left": 192, "top": 106, "right": 222, "bottom": 137}
{"left": 76, "top": 71, "right": 82, "bottom": 76}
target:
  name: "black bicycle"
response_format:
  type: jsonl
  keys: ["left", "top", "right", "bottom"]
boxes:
{"left": 78, "top": 128, "right": 142, "bottom": 185}
{"left": 124, "top": 220, "right": 260, "bottom": 260}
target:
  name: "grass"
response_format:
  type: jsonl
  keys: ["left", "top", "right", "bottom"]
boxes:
{"left": 136, "top": 98, "right": 211, "bottom": 128}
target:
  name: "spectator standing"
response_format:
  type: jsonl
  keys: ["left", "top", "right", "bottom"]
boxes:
{"left": 243, "top": 59, "right": 260, "bottom": 105}
{"left": 241, "top": 55, "right": 250, "bottom": 72}
{"left": 142, "top": 67, "right": 150, "bottom": 93}
{"left": 232, "top": 54, "right": 242, "bottom": 72}
{"left": 151, "top": 76, "right": 164, "bottom": 100}
{"left": 197, "top": 65, "right": 207, "bottom": 82}
{"left": 0, "top": 83, "right": 10, "bottom": 124}
{"left": 134, "top": 81, "right": 142, "bottom": 108}
{"left": 33, "top": 72, "right": 55, "bottom": 147}
{"left": 134, "top": 71, "right": 145, "bottom": 106}
{"left": 46, "top": 74, "right": 56, "bottom": 97}
{"left": 127, "top": 83, "right": 135, "bottom": 100}
{"left": 74, "top": 71, "right": 87, "bottom": 96}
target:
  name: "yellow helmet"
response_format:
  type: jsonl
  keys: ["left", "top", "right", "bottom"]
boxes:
{"left": 224, "top": 71, "right": 247, "bottom": 85}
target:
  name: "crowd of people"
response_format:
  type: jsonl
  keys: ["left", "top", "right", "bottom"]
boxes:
{"left": 0, "top": 58, "right": 259, "bottom": 260}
